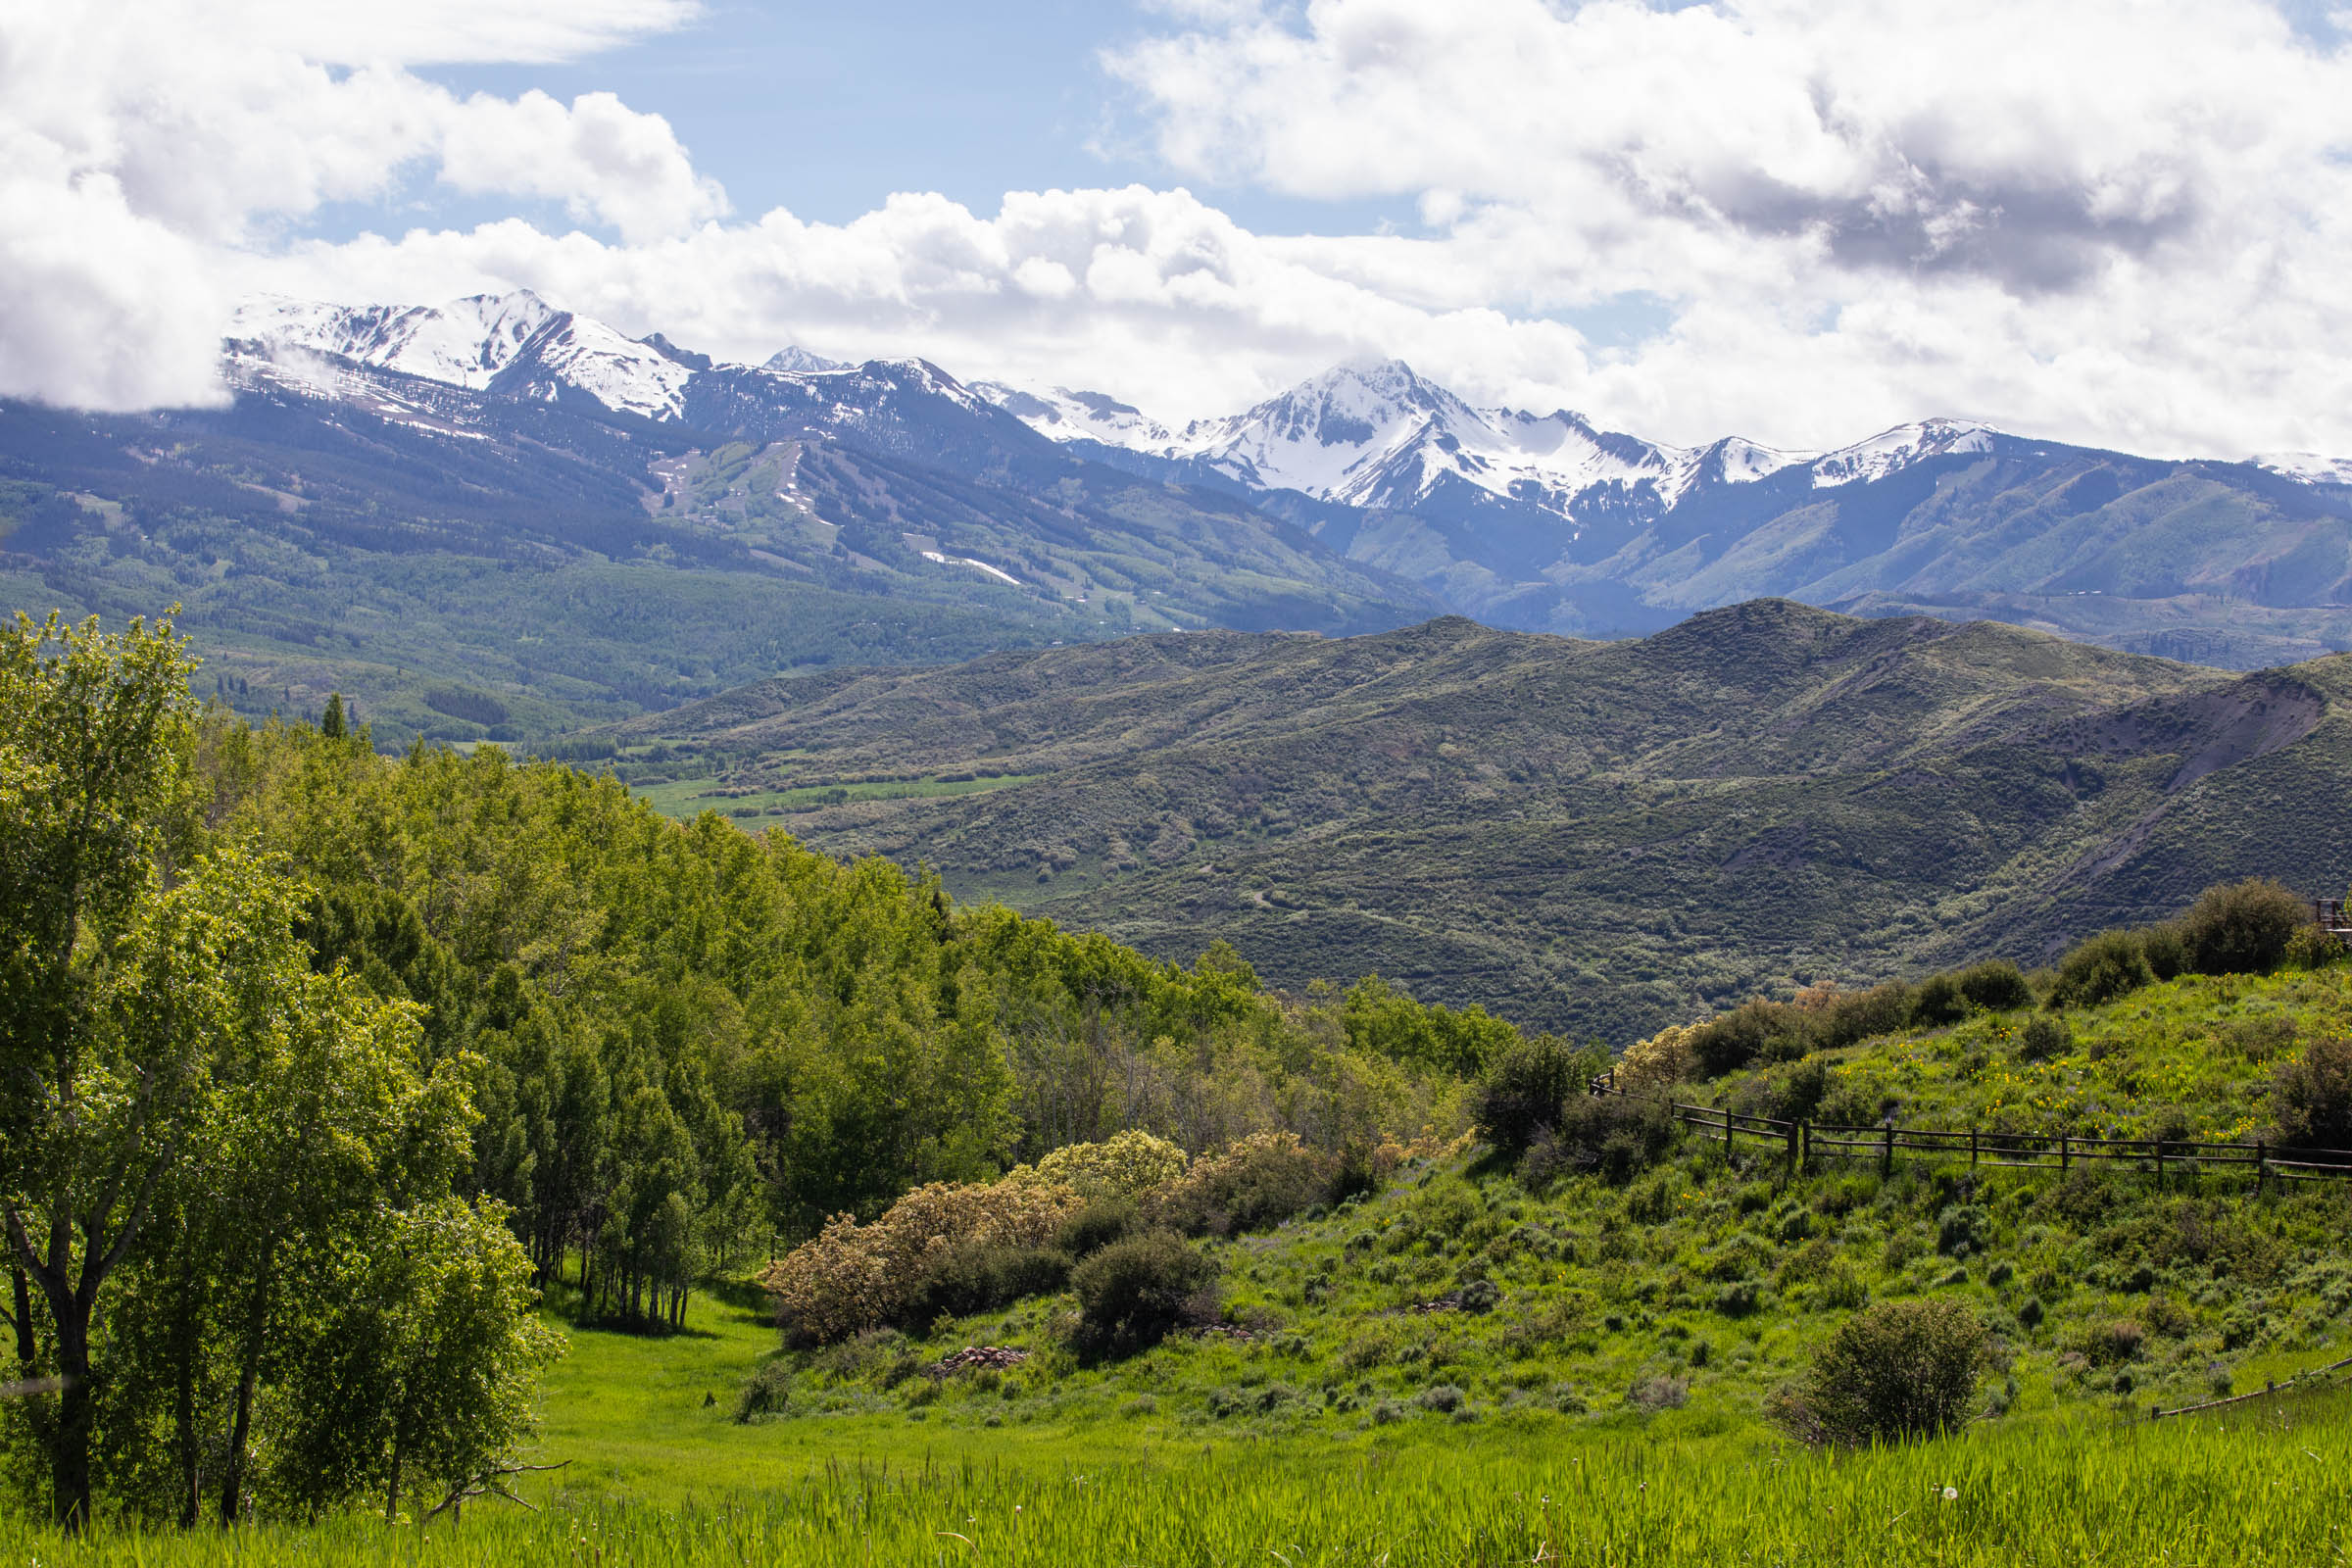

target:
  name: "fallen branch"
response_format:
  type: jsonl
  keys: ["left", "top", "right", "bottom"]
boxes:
{"left": 421, "top": 1459, "right": 570, "bottom": 1522}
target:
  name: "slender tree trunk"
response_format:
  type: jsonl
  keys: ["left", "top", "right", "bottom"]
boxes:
{"left": 173, "top": 1243, "right": 203, "bottom": 1528}
{"left": 49, "top": 1305, "right": 91, "bottom": 1533}
{"left": 384, "top": 1438, "right": 403, "bottom": 1523}
{"left": 218, "top": 1237, "right": 277, "bottom": 1527}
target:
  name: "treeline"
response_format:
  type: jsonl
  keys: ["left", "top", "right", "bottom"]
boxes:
{"left": 1, "top": 611, "right": 1515, "bottom": 1529}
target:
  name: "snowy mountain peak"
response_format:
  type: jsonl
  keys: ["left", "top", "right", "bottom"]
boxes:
{"left": 227, "top": 290, "right": 698, "bottom": 420}
{"left": 229, "top": 290, "right": 563, "bottom": 391}
{"left": 1808, "top": 418, "right": 1997, "bottom": 488}
{"left": 763, "top": 346, "right": 848, "bottom": 375}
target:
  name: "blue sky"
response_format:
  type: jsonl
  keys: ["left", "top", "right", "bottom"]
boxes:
{"left": 414, "top": 1, "right": 1409, "bottom": 238}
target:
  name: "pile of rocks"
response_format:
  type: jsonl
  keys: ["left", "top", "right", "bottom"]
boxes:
{"left": 928, "top": 1345, "right": 1029, "bottom": 1378}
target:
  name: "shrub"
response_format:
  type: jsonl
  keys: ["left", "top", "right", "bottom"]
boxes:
{"left": 2272, "top": 1035, "right": 2352, "bottom": 1153}
{"left": 1627, "top": 1375, "right": 1688, "bottom": 1411}
{"left": 2180, "top": 878, "right": 2306, "bottom": 976}
{"left": 1909, "top": 973, "right": 1967, "bottom": 1028}
{"left": 1477, "top": 1034, "right": 1592, "bottom": 1152}
{"left": 1151, "top": 1131, "right": 1339, "bottom": 1236}
{"left": 1011, "top": 1130, "right": 1190, "bottom": 1199}
{"left": 1955, "top": 960, "right": 2033, "bottom": 1013}
{"left": 1069, "top": 1231, "right": 1220, "bottom": 1357}
{"left": 2285, "top": 922, "right": 2341, "bottom": 970}
{"left": 1811, "top": 983, "right": 1914, "bottom": 1051}
{"left": 762, "top": 1179, "right": 1081, "bottom": 1344}
{"left": 1936, "top": 1203, "right": 1988, "bottom": 1257}
{"left": 2141, "top": 922, "right": 2189, "bottom": 982}
{"left": 2046, "top": 929, "right": 2154, "bottom": 1009}
{"left": 1056, "top": 1198, "right": 1139, "bottom": 1258}
{"left": 1544, "top": 1093, "right": 1676, "bottom": 1184}
{"left": 736, "top": 1361, "right": 794, "bottom": 1422}
{"left": 1417, "top": 1383, "right": 1466, "bottom": 1413}
{"left": 906, "top": 1243, "right": 1069, "bottom": 1326}
{"left": 1687, "top": 1001, "right": 1794, "bottom": 1076}
{"left": 1616, "top": 1024, "right": 1693, "bottom": 1091}
{"left": 1771, "top": 1298, "right": 1987, "bottom": 1447}
{"left": 2016, "top": 1014, "right": 2070, "bottom": 1062}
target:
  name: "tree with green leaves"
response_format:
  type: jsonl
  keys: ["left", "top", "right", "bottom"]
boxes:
{"left": 0, "top": 611, "right": 204, "bottom": 1527}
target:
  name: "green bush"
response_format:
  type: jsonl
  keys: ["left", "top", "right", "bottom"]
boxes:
{"left": 906, "top": 1243, "right": 1069, "bottom": 1326}
{"left": 1909, "top": 973, "right": 1968, "bottom": 1028}
{"left": 2016, "top": 1014, "right": 2070, "bottom": 1062}
{"left": 1770, "top": 1298, "right": 1986, "bottom": 1447}
{"left": 1153, "top": 1132, "right": 1337, "bottom": 1237}
{"left": 1069, "top": 1231, "right": 1220, "bottom": 1357}
{"left": 1476, "top": 1034, "right": 1592, "bottom": 1152}
{"left": 1955, "top": 959, "right": 2033, "bottom": 1012}
{"left": 2272, "top": 1035, "right": 2352, "bottom": 1153}
{"left": 2180, "top": 878, "right": 2307, "bottom": 976}
{"left": 2047, "top": 929, "right": 2155, "bottom": 1009}
{"left": 736, "top": 1361, "right": 794, "bottom": 1423}
{"left": 2141, "top": 922, "right": 2189, "bottom": 982}
{"left": 1811, "top": 983, "right": 1913, "bottom": 1050}
{"left": 1687, "top": 1001, "right": 1793, "bottom": 1077}
{"left": 1056, "top": 1199, "right": 1140, "bottom": 1259}
{"left": 1527, "top": 1093, "right": 1676, "bottom": 1186}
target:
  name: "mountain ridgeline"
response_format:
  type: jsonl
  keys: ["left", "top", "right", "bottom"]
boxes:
{"left": 612, "top": 601, "right": 2352, "bottom": 1040}
{"left": 6, "top": 290, "right": 2352, "bottom": 751}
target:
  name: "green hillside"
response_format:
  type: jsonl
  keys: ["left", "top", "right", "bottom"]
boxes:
{"left": 607, "top": 602, "right": 2352, "bottom": 1038}
{"left": 694, "top": 944, "right": 2352, "bottom": 1493}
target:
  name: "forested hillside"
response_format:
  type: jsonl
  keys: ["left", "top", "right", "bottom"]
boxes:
{"left": 607, "top": 601, "right": 2352, "bottom": 1038}
{"left": 0, "top": 610, "right": 1496, "bottom": 1530}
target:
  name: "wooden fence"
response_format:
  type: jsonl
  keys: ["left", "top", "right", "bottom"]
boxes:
{"left": 2150, "top": 1350, "right": 2352, "bottom": 1422}
{"left": 1589, "top": 1073, "right": 2352, "bottom": 1191}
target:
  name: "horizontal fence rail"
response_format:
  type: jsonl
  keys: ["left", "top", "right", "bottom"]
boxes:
{"left": 1589, "top": 1073, "right": 2352, "bottom": 1189}
{"left": 2150, "top": 1350, "right": 2352, "bottom": 1422}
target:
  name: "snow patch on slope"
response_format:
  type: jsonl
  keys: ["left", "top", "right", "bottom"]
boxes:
{"left": 974, "top": 382, "right": 1174, "bottom": 446}
{"left": 1808, "top": 419, "right": 1995, "bottom": 488}
{"left": 2256, "top": 452, "right": 2352, "bottom": 486}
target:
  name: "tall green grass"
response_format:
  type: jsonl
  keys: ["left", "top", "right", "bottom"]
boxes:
{"left": 12, "top": 1396, "right": 2346, "bottom": 1566}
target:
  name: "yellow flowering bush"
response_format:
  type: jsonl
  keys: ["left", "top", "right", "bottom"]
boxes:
{"left": 1618, "top": 1024, "right": 1694, "bottom": 1091}
{"left": 761, "top": 1178, "right": 1081, "bottom": 1344}
{"left": 1006, "top": 1130, "right": 1190, "bottom": 1199}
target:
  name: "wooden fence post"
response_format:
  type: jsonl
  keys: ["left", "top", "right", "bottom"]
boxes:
{"left": 1786, "top": 1119, "right": 1799, "bottom": 1173}
{"left": 2255, "top": 1142, "right": 2267, "bottom": 1199}
{"left": 2059, "top": 1134, "right": 2070, "bottom": 1173}
{"left": 1970, "top": 1128, "right": 1979, "bottom": 1173}
{"left": 2156, "top": 1140, "right": 2166, "bottom": 1186}
{"left": 1881, "top": 1123, "right": 1894, "bottom": 1177}
{"left": 1725, "top": 1109, "right": 1737, "bottom": 1159}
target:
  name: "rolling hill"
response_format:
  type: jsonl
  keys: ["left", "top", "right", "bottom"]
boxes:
{"left": 608, "top": 601, "right": 2352, "bottom": 1038}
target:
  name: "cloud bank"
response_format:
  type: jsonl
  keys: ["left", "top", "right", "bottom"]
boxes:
{"left": 4, "top": 0, "right": 2350, "bottom": 457}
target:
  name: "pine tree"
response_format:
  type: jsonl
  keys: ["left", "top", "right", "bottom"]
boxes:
{"left": 321, "top": 692, "right": 346, "bottom": 739}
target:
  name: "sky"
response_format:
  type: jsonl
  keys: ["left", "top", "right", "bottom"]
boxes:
{"left": 5, "top": 0, "right": 2352, "bottom": 458}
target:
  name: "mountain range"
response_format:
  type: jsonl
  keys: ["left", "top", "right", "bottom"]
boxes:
{"left": 5, "top": 287, "right": 2352, "bottom": 744}
{"left": 224, "top": 288, "right": 2352, "bottom": 670}
{"left": 608, "top": 600, "right": 2352, "bottom": 1039}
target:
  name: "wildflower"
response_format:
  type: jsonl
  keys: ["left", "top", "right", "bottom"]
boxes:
{"left": 1941, "top": 1488, "right": 1958, "bottom": 1501}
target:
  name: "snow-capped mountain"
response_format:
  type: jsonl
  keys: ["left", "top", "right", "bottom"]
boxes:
{"left": 229, "top": 291, "right": 706, "bottom": 421}
{"left": 225, "top": 292, "right": 1052, "bottom": 474}
{"left": 764, "top": 346, "right": 848, "bottom": 374}
{"left": 1807, "top": 419, "right": 1996, "bottom": 488}
{"left": 977, "top": 360, "right": 1825, "bottom": 531}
